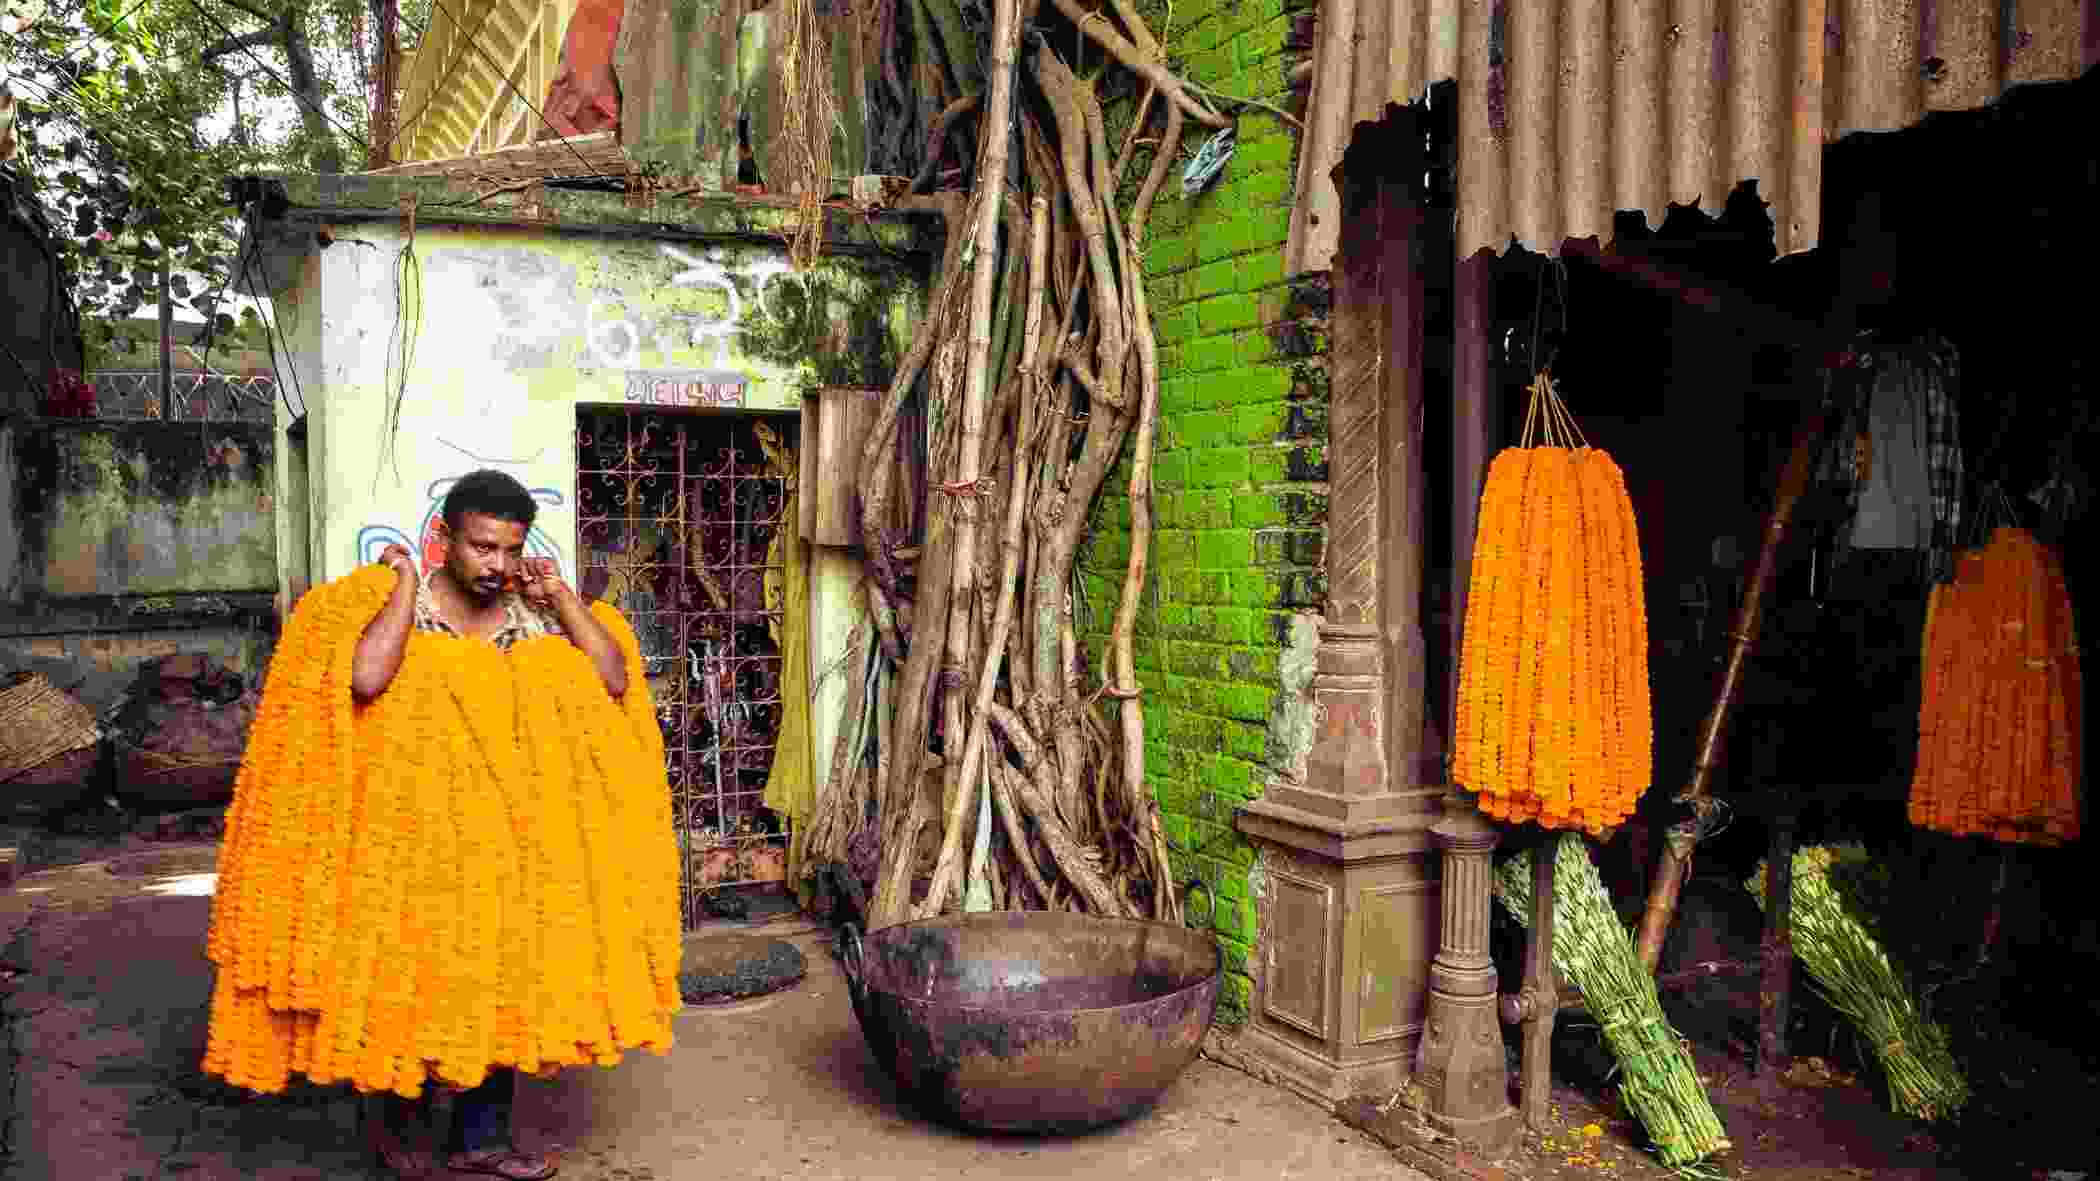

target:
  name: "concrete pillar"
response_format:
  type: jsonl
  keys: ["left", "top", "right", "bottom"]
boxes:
{"left": 1234, "top": 112, "right": 1443, "bottom": 1109}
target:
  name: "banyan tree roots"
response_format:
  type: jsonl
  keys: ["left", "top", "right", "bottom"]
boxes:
{"left": 808, "top": 0, "right": 1230, "bottom": 927}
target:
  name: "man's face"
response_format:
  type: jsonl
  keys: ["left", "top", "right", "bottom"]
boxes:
{"left": 445, "top": 512, "right": 530, "bottom": 603}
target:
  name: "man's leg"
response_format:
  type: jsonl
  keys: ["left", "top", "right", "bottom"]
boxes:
{"left": 366, "top": 1090, "right": 438, "bottom": 1176}
{"left": 449, "top": 1069, "right": 516, "bottom": 1154}
{"left": 448, "top": 1069, "right": 556, "bottom": 1178}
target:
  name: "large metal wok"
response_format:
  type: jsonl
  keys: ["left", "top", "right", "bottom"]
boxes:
{"left": 841, "top": 910, "right": 1221, "bottom": 1135}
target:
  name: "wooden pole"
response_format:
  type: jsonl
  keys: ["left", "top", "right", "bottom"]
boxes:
{"left": 158, "top": 255, "right": 174, "bottom": 411}
{"left": 1446, "top": 251, "right": 1494, "bottom": 740}
{"left": 1754, "top": 809, "right": 1797, "bottom": 1098}
{"left": 1520, "top": 840, "right": 1557, "bottom": 1130}
{"left": 1419, "top": 248, "right": 1518, "bottom": 1153}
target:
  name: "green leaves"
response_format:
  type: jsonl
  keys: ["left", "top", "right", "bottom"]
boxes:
{"left": 8, "top": 0, "right": 371, "bottom": 316}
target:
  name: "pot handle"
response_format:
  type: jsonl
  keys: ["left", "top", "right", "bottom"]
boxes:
{"left": 839, "top": 921, "right": 865, "bottom": 984}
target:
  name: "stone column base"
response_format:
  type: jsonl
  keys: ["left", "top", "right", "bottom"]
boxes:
{"left": 1232, "top": 788, "right": 1444, "bottom": 1110}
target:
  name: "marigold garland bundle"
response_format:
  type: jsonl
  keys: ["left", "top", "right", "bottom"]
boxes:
{"left": 1454, "top": 377, "right": 1651, "bottom": 835}
{"left": 1908, "top": 526, "right": 2081, "bottom": 845}
{"left": 203, "top": 565, "right": 681, "bottom": 1097}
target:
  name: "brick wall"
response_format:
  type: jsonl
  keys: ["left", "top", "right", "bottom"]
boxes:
{"left": 1085, "top": 0, "right": 1324, "bottom": 1024}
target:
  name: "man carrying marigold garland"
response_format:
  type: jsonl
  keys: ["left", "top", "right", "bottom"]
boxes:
{"left": 355, "top": 469, "right": 623, "bottom": 1179}
{"left": 201, "top": 469, "right": 684, "bottom": 1181}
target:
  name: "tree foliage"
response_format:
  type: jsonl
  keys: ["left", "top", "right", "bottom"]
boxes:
{"left": 1, "top": 0, "right": 379, "bottom": 328}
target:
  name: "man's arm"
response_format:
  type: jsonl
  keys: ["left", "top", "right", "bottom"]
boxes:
{"left": 351, "top": 546, "right": 420, "bottom": 703}
{"left": 525, "top": 561, "right": 628, "bottom": 699}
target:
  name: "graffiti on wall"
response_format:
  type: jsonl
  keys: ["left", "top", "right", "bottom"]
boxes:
{"left": 356, "top": 476, "right": 566, "bottom": 577}
{"left": 585, "top": 244, "right": 811, "bottom": 409}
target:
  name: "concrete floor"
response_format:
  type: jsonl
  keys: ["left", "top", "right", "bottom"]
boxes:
{"left": 1, "top": 842, "right": 1426, "bottom": 1181}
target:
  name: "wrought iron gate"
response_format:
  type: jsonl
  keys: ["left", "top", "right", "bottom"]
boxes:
{"left": 576, "top": 407, "right": 795, "bottom": 930}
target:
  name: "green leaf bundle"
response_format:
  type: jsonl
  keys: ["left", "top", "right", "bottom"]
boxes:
{"left": 1749, "top": 844, "right": 1968, "bottom": 1122}
{"left": 1499, "top": 833, "right": 1731, "bottom": 1166}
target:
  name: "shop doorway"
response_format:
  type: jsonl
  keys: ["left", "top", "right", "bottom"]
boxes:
{"left": 576, "top": 405, "right": 798, "bottom": 929}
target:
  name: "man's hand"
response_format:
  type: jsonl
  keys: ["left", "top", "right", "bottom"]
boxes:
{"left": 378, "top": 543, "right": 418, "bottom": 579}
{"left": 521, "top": 558, "right": 628, "bottom": 699}
{"left": 518, "top": 557, "right": 576, "bottom": 609}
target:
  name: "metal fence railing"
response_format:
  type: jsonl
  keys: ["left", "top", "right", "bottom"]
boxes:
{"left": 85, "top": 371, "right": 278, "bottom": 424}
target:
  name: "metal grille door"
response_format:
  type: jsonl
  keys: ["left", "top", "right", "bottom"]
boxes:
{"left": 576, "top": 407, "right": 794, "bottom": 930}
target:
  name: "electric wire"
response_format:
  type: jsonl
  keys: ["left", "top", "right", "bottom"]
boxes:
{"left": 236, "top": 203, "right": 305, "bottom": 421}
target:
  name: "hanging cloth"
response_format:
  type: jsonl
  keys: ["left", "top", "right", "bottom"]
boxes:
{"left": 1915, "top": 338, "right": 1965, "bottom": 584}
{"left": 760, "top": 428, "right": 815, "bottom": 886}
{"left": 1816, "top": 335, "right": 1965, "bottom": 586}
{"left": 1850, "top": 362, "right": 1933, "bottom": 552}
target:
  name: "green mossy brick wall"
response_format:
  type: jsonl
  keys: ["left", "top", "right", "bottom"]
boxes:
{"left": 1085, "top": 0, "right": 1325, "bottom": 1026}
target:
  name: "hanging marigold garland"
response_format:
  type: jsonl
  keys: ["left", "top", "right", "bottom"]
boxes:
{"left": 1453, "top": 374, "right": 1651, "bottom": 835}
{"left": 202, "top": 565, "right": 681, "bottom": 1097}
{"left": 1908, "top": 525, "right": 2082, "bottom": 845}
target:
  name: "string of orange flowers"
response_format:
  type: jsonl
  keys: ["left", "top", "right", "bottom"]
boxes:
{"left": 202, "top": 566, "right": 682, "bottom": 1097}
{"left": 1908, "top": 526, "right": 2082, "bottom": 846}
{"left": 1455, "top": 375, "right": 1652, "bottom": 836}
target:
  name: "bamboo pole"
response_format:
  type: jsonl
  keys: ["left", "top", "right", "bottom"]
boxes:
{"left": 1630, "top": 825, "right": 1698, "bottom": 973}
{"left": 1633, "top": 407, "right": 1830, "bottom": 973}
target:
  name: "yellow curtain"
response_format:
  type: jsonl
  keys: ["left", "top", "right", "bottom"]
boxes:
{"left": 763, "top": 489, "right": 814, "bottom": 894}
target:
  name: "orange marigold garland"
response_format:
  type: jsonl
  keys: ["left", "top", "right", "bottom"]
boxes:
{"left": 1908, "top": 526, "right": 2082, "bottom": 845}
{"left": 1453, "top": 375, "right": 1652, "bottom": 836}
{"left": 1455, "top": 452, "right": 1518, "bottom": 800}
{"left": 202, "top": 566, "right": 682, "bottom": 1097}
{"left": 1601, "top": 450, "right": 1652, "bottom": 800}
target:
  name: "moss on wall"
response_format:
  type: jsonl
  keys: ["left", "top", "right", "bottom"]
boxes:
{"left": 8, "top": 422, "right": 278, "bottom": 599}
{"left": 1084, "top": 0, "right": 1317, "bottom": 1026}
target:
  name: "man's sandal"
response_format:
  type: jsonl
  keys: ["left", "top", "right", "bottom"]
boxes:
{"left": 362, "top": 1117, "right": 436, "bottom": 1178}
{"left": 446, "top": 1149, "right": 558, "bottom": 1180}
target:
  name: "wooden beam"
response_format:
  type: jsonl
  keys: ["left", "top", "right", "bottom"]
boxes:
{"left": 454, "top": 60, "right": 501, "bottom": 111}
{"left": 499, "top": 94, "right": 532, "bottom": 147}
{"left": 399, "top": 6, "right": 448, "bottom": 103}
{"left": 484, "top": 4, "right": 531, "bottom": 52}
{"left": 540, "top": 0, "right": 562, "bottom": 101}
{"left": 1560, "top": 239, "right": 1823, "bottom": 347}
{"left": 398, "top": 0, "right": 509, "bottom": 163}
{"left": 488, "top": 20, "right": 544, "bottom": 133}
{"left": 464, "top": 19, "right": 542, "bottom": 154}
{"left": 430, "top": 103, "right": 481, "bottom": 156}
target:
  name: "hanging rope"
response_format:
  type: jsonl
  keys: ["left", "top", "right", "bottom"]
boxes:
{"left": 777, "top": 0, "right": 837, "bottom": 270}
{"left": 378, "top": 193, "right": 423, "bottom": 488}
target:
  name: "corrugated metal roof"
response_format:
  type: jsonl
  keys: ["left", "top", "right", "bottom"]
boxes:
{"left": 1285, "top": 0, "right": 2098, "bottom": 274}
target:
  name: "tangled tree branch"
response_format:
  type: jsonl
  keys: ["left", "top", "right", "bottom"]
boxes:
{"left": 823, "top": 0, "right": 1215, "bottom": 928}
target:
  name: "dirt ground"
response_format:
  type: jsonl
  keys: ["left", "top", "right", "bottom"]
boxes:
{"left": 8, "top": 831, "right": 2095, "bottom": 1181}
{"left": 1483, "top": 986, "right": 2100, "bottom": 1181}
{"left": 0, "top": 837, "right": 1424, "bottom": 1181}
